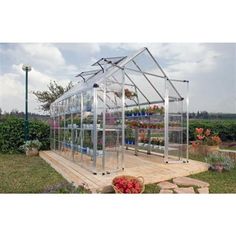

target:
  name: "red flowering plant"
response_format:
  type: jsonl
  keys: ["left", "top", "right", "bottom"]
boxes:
{"left": 112, "top": 176, "right": 144, "bottom": 194}
{"left": 192, "top": 127, "right": 222, "bottom": 148}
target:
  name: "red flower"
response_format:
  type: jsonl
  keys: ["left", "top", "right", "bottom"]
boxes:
{"left": 195, "top": 128, "right": 204, "bottom": 134}
{"left": 205, "top": 129, "right": 211, "bottom": 136}
{"left": 211, "top": 135, "right": 221, "bottom": 144}
{"left": 197, "top": 135, "right": 205, "bottom": 140}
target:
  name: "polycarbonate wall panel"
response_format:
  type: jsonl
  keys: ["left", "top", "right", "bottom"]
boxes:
{"left": 166, "top": 80, "right": 188, "bottom": 161}
{"left": 103, "top": 70, "right": 123, "bottom": 173}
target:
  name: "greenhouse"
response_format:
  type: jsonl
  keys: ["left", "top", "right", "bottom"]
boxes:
{"left": 50, "top": 47, "right": 189, "bottom": 175}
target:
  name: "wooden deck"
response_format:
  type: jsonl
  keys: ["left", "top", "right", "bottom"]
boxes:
{"left": 39, "top": 150, "right": 209, "bottom": 193}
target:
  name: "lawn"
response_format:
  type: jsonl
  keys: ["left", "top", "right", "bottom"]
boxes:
{"left": 1, "top": 153, "right": 236, "bottom": 193}
{"left": 0, "top": 153, "right": 89, "bottom": 193}
{"left": 144, "top": 153, "right": 236, "bottom": 193}
{"left": 188, "top": 153, "right": 236, "bottom": 193}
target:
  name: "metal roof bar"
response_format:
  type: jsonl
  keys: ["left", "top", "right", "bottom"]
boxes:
{"left": 145, "top": 47, "right": 182, "bottom": 99}
{"left": 125, "top": 100, "right": 164, "bottom": 108}
{"left": 124, "top": 66, "right": 166, "bottom": 79}
{"left": 131, "top": 59, "right": 165, "bottom": 102}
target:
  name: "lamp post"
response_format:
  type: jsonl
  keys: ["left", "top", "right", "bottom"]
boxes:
{"left": 22, "top": 64, "right": 31, "bottom": 141}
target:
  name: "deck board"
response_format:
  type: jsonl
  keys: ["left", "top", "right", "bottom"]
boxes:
{"left": 39, "top": 150, "right": 209, "bottom": 193}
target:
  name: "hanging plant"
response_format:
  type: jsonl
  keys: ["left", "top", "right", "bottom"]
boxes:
{"left": 125, "top": 89, "right": 137, "bottom": 100}
{"left": 114, "top": 88, "right": 137, "bottom": 100}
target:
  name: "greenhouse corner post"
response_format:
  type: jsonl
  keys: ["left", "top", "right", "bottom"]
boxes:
{"left": 121, "top": 68, "right": 125, "bottom": 170}
{"left": 186, "top": 81, "right": 189, "bottom": 162}
{"left": 164, "top": 78, "right": 169, "bottom": 163}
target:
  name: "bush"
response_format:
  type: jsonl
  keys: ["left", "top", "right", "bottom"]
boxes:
{"left": 20, "top": 139, "right": 42, "bottom": 152}
{"left": 189, "top": 120, "right": 236, "bottom": 142}
{"left": 0, "top": 116, "right": 50, "bottom": 153}
{"left": 205, "top": 152, "right": 235, "bottom": 172}
{"left": 43, "top": 182, "right": 90, "bottom": 193}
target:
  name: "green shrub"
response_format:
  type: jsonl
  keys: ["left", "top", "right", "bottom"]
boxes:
{"left": 43, "top": 182, "right": 90, "bottom": 193}
{"left": 0, "top": 116, "right": 50, "bottom": 153}
{"left": 20, "top": 139, "right": 42, "bottom": 151}
{"left": 205, "top": 152, "right": 235, "bottom": 171}
{"left": 189, "top": 120, "right": 236, "bottom": 142}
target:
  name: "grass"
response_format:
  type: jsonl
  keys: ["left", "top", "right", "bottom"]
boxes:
{"left": 143, "top": 153, "right": 236, "bottom": 193}
{"left": 143, "top": 183, "right": 161, "bottom": 193}
{"left": 1, "top": 152, "right": 235, "bottom": 193}
{"left": 220, "top": 147, "right": 236, "bottom": 151}
{"left": 189, "top": 168, "right": 236, "bottom": 193}
{"left": 0, "top": 153, "right": 89, "bottom": 193}
{"left": 183, "top": 153, "right": 236, "bottom": 193}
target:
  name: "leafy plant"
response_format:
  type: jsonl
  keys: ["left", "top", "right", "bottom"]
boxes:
{"left": 189, "top": 120, "right": 236, "bottom": 142}
{"left": 192, "top": 127, "right": 222, "bottom": 147}
{"left": 43, "top": 182, "right": 90, "bottom": 193}
{"left": 205, "top": 153, "right": 235, "bottom": 172}
{"left": 124, "top": 89, "right": 137, "bottom": 100}
{"left": 0, "top": 116, "right": 50, "bottom": 153}
{"left": 20, "top": 140, "right": 42, "bottom": 151}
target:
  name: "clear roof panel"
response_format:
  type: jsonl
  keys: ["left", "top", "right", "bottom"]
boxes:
{"left": 52, "top": 47, "right": 184, "bottom": 106}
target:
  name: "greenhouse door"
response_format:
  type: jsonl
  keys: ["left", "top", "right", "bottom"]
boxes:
{"left": 95, "top": 85, "right": 123, "bottom": 174}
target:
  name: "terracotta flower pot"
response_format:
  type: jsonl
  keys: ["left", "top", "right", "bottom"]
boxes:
{"left": 26, "top": 148, "right": 39, "bottom": 157}
{"left": 214, "top": 164, "right": 224, "bottom": 173}
{"left": 206, "top": 146, "right": 219, "bottom": 153}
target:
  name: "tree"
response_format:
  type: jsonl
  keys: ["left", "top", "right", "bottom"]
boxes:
{"left": 33, "top": 81, "right": 73, "bottom": 111}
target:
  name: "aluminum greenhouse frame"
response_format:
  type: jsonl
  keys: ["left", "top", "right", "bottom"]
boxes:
{"left": 50, "top": 47, "right": 189, "bottom": 175}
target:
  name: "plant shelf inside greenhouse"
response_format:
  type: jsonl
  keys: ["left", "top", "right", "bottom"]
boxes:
{"left": 50, "top": 47, "right": 189, "bottom": 175}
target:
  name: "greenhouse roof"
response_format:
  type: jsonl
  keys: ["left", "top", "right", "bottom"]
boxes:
{"left": 52, "top": 47, "right": 186, "bottom": 106}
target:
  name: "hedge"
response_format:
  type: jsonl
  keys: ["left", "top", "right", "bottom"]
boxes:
{"left": 0, "top": 116, "right": 235, "bottom": 154}
{"left": 0, "top": 116, "right": 50, "bottom": 154}
{"left": 189, "top": 119, "right": 236, "bottom": 142}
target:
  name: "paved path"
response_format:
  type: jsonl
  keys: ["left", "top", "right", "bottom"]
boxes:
{"left": 158, "top": 178, "right": 210, "bottom": 194}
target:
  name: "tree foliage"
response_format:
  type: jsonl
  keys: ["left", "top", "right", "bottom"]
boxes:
{"left": 33, "top": 81, "right": 73, "bottom": 111}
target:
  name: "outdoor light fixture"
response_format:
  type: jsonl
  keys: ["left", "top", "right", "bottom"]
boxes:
{"left": 22, "top": 64, "right": 32, "bottom": 141}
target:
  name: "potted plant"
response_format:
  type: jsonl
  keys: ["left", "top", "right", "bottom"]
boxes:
{"left": 159, "top": 139, "right": 165, "bottom": 146}
{"left": 159, "top": 106, "right": 164, "bottom": 115}
{"left": 141, "top": 107, "right": 146, "bottom": 116}
{"left": 125, "top": 88, "right": 137, "bottom": 100}
{"left": 205, "top": 153, "right": 235, "bottom": 172}
{"left": 147, "top": 106, "right": 154, "bottom": 115}
{"left": 20, "top": 140, "right": 42, "bottom": 157}
{"left": 131, "top": 108, "right": 138, "bottom": 116}
{"left": 192, "top": 128, "right": 221, "bottom": 155}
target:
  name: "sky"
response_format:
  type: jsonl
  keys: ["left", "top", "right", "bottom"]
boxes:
{"left": 0, "top": 43, "right": 235, "bottom": 114}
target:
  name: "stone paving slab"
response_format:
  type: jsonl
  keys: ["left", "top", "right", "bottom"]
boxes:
{"left": 157, "top": 181, "right": 178, "bottom": 189}
{"left": 160, "top": 189, "right": 173, "bottom": 194}
{"left": 197, "top": 187, "right": 209, "bottom": 194}
{"left": 174, "top": 187, "right": 195, "bottom": 194}
{"left": 173, "top": 176, "right": 209, "bottom": 188}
